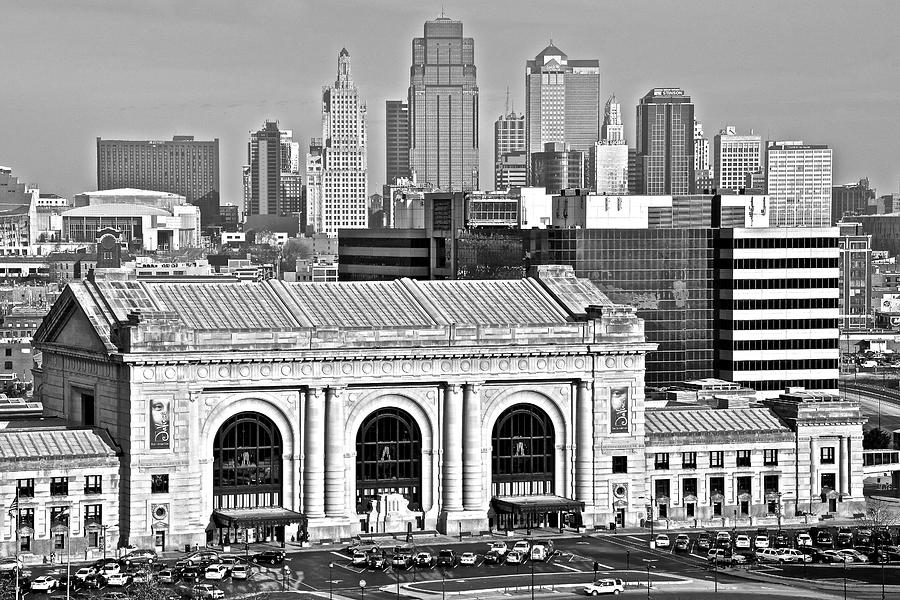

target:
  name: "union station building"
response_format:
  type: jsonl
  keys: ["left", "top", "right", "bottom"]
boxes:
{"left": 5, "top": 265, "right": 864, "bottom": 554}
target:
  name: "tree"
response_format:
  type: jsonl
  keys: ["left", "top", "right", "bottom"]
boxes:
{"left": 127, "top": 582, "right": 181, "bottom": 600}
{"left": 863, "top": 427, "right": 893, "bottom": 449}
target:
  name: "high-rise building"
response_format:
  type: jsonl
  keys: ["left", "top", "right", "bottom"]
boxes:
{"left": 279, "top": 130, "right": 303, "bottom": 217}
{"left": 635, "top": 88, "right": 694, "bottom": 195}
{"left": 765, "top": 141, "right": 833, "bottom": 227}
{"left": 693, "top": 120, "right": 710, "bottom": 173}
{"left": 713, "top": 126, "right": 762, "bottom": 193}
{"left": 408, "top": 17, "right": 479, "bottom": 191}
{"left": 832, "top": 178, "right": 876, "bottom": 225}
{"left": 96, "top": 135, "right": 220, "bottom": 227}
{"left": 246, "top": 121, "right": 282, "bottom": 216}
{"left": 280, "top": 130, "right": 301, "bottom": 175}
{"left": 496, "top": 151, "right": 528, "bottom": 190}
{"left": 837, "top": 221, "right": 872, "bottom": 331}
{"left": 531, "top": 143, "right": 585, "bottom": 193}
{"left": 595, "top": 96, "right": 628, "bottom": 195}
{"left": 316, "top": 48, "right": 368, "bottom": 236}
{"left": 494, "top": 111, "right": 526, "bottom": 190}
{"left": 305, "top": 138, "right": 324, "bottom": 234}
{"left": 385, "top": 100, "right": 410, "bottom": 185}
{"left": 525, "top": 44, "right": 600, "bottom": 186}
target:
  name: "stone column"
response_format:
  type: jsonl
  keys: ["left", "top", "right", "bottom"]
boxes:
{"left": 442, "top": 383, "right": 464, "bottom": 512}
{"left": 462, "top": 383, "right": 482, "bottom": 511}
{"left": 809, "top": 438, "right": 819, "bottom": 507}
{"left": 575, "top": 380, "right": 594, "bottom": 504}
{"left": 838, "top": 436, "right": 848, "bottom": 495}
{"left": 303, "top": 388, "right": 326, "bottom": 519}
{"left": 845, "top": 437, "right": 853, "bottom": 496}
{"left": 324, "top": 387, "right": 346, "bottom": 518}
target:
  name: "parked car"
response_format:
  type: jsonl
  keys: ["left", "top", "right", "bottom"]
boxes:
{"left": 436, "top": 550, "right": 458, "bottom": 568}
{"left": 31, "top": 576, "right": 60, "bottom": 592}
{"left": 124, "top": 549, "right": 158, "bottom": 566}
{"left": 191, "top": 584, "right": 225, "bottom": 599}
{"left": 674, "top": 534, "right": 690, "bottom": 552}
{"left": 488, "top": 542, "right": 509, "bottom": 556}
{"left": 0, "top": 557, "right": 23, "bottom": 573}
{"left": 697, "top": 532, "right": 712, "bottom": 550}
{"left": 252, "top": 551, "right": 285, "bottom": 566}
{"left": 816, "top": 531, "right": 834, "bottom": 548}
{"left": 856, "top": 529, "right": 873, "bottom": 546}
{"left": 716, "top": 531, "right": 732, "bottom": 543}
{"left": 820, "top": 550, "right": 847, "bottom": 563}
{"left": 797, "top": 532, "right": 813, "bottom": 547}
{"left": 837, "top": 528, "right": 854, "bottom": 548}
{"left": 100, "top": 562, "right": 122, "bottom": 577}
{"left": 368, "top": 553, "right": 387, "bottom": 570}
{"left": 81, "top": 574, "right": 104, "bottom": 589}
{"left": 707, "top": 549, "right": 745, "bottom": 566}
{"left": 105, "top": 572, "right": 132, "bottom": 587}
{"left": 774, "top": 531, "right": 792, "bottom": 548}
{"left": 776, "top": 548, "right": 811, "bottom": 563}
{"left": 391, "top": 552, "right": 413, "bottom": 569}
{"left": 755, "top": 548, "right": 781, "bottom": 563}
{"left": 531, "top": 541, "right": 555, "bottom": 562}
{"left": 181, "top": 567, "right": 201, "bottom": 581}
{"left": 101, "top": 593, "right": 129, "bottom": 600}
{"left": 512, "top": 540, "right": 532, "bottom": 555}
{"left": 231, "top": 564, "right": 250, "bottom": 580}
{"left": 132, "top": 569, "right": 153, "bottom": 584}
{"left": 754, "top": 535, "right": 770, "bottom": 549}
{"left": 74, "top": 567, "right": 98, "bottom": 581}
{"left": 158, "top": 569, "right": 180, "bottom": 584}
{"left": 505, "top": 549, "right": 527, "bottom": 564}
{"left": 205, "top": 564, "right": 230, "bottom": 580}
{"left": 734, "top": 535, "right": 751, "bottom": 549}
{"left": 415, "top": 552, "right": 435, "bottom": 568}
{"left": 654, "top": 534, "right": 670, "bottom": 548}
{"left": 460, "top": 552, "right": 477, "bottom": 566}
{"left": 582, "top": 578, "right": 625, "bottom": 596}
{"left": 351, "top": 550, "right": 368, "bottom": 566}
{"left": 838, "top": 549, "right": 869, "bottom": 563}
{"left": 484, "top": 549, "right": 505, "bottom": 565}
{"left": 189, "top": 551, "right": 221, "bottom": 565}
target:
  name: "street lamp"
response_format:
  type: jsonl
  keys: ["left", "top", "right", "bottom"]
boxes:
{"left": 329, "top": 562, "right": 334, "bottom": 600}
{"left": 100, "top": 525, "right": 108, "bottom": 560}
{"left": 359, "top": 579, "right": 367, "bottom": 600}
{"left": 843, "top": 558, "right": 847, "bottom": 600}
{"left": 441, "top": 568, "right": 446, "bottom": 600}
{"left": 282, "top": 565, "right": 291, "bottom": 591}
{"left": 642, "top": 559, "right": 658, "bottom": 600}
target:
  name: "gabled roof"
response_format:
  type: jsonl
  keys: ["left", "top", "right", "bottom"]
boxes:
{"left": 0, "top": 426, "right": 118, "bottom": 461}
{"left": 536, "top": 44, "right": 567, "bottom": 60}
{"left": 646, "top": 408, "right": 791, "bottom": 435}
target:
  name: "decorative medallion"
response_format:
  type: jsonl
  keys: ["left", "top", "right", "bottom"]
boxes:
{"left": 479, "top": 360, "right": 491, "bottom": 371}
{"left": 164, "top": 368, "right": 176, "bottom": 380}
{"left": 322, "top": 364, "right": 333, "bottom": 376}
{"left": 536, "top": 359, "right": 547, "bottom": 369}
{"left": 260, "top": 365, "right": 271, "bottom": 377}
{"left": 517, "top": 359, "right": 529, "bottom": 370}
{"left": 574, "top": 358, "right": 585, "bottom": 369}
{"left": 422, "top": 362, "right": 432, "bottom": 373}
{"left": 499, "top": 360, "right": 510, "bottom": 370}
{"left": 624, "top": 357, "right": 634, "bottom": 368}
{"left": 239, "top": 366, "right": 250, "bottom": 377}
{"left": 382, "top": 363, "right": 393, "bottom": 374}
{"left": 342, "top": 363, "right": 353, "bottom": 375}
{"left": 143, "top": 368, "right": 155, "bottom": 381}
{"left": 197, "top": 367, "right": 208, "bottom": 378}
{"left": 605, "top": 357, "right": 616, "bottom": 368}
{"left": 301, "top": 364, "right": 313, "bottom": 376}
{"left": 218, "top": 366, "right": 230, "bottom": 378}
{"left": 441, "top": 360, "right": 453, "bottom": 373}
{"left": 402, "top": 362, "right": 413, "bottom": 373}
{"left": 460, "top": 360, "right": 471, "bottom": 372}
{"left": 362, "top": 363, "right": 373, "bottom": 374}
{"left": 555, "top": 358, "right": 566, "bottom": 370}
{"left": 282, "top": 365, "right": 293, "bottom": 376}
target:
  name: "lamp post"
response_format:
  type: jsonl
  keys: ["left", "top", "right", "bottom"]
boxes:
{"left": 441, "top": 569, "right": 446, "bottom": 600}
{"left": 282, "top": 566, "right": 291, "bottom": 591}
{"left": 329, "top": 562, "right": 334, "bottom": 600}
{"left": 359, "top": 579, "right": 367, "bottom": 600}
{"left": 101, "top": 524, "right": 108, "bottom": 560}
{"left": 843, "top": 558, "right": 847, "bottom": 600}
{"left": 530, "top": 539, "right": 535, "bottom": 600}
{"left": 642, "top": 559, "right": 657, "bottom": 600}
{"left": 882, "top": 558, "right": 886, "bottom": 600}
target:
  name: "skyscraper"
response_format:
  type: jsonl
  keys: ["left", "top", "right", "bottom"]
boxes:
{"left": 317, "top": 48, "right": 368, "bottom": 236}
{"left": 385, "top": 100, "right": 410, "bottom": 185}
{"left": 305, "top": 138, "right": 324, "bottom": 234}
{"left": 494, "top": 111, "right": 525, "bottom": 189}
{"left": 531, "top": 142, "right": 585, "bottom": 193}
{"left": 713, "top": 126, "right": 762, "bottom": 192}
{"left": 765, "top": 140, "right": 833, "bottom": 227}
{"left": 408, "top": 17, "right": 479, "bottom": 191}
{"left": 280, "top": 130, "right": 303, "bottom": 216}
{"left": 96, "top": 135, "right": 220, "bottom": 227}
{"left": 246, "top": 121, "right": 282, "bottom": 216}
{"left": 693, "top": 120, "right": 710, "bottom": 173}
{"left": 635, "top": 88, "right": 695, "bottom": 195}
{"left": 525, "top": 44, "right": 600, "bottom": 186}
{"left": 595, "top": 95, "right": 628, "bottom": 195}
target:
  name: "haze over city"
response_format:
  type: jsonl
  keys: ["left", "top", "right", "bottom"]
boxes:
{"left": 4, "top": 0, "right": 899, "bottom": 205}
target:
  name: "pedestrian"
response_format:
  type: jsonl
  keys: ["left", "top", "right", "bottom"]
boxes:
{"left": 50, "top": 552, "right": 56, "bottom": 564}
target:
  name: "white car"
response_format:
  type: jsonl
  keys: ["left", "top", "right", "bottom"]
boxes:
{"left": 31, "top": 576, "right": 60, "bottom": 591}
{"left": 105, "top": 572, "right": 132, "bottom": 587}
{"left": 460, "top": 552, "right": 477, "bottom": 565}
{"left": 505, "top": 549, "right": 526, "bottom": 564}
{"left": 755, "top": 548, "right": 781, "bottom": 563}
{"left": 837, "top": 549, "right": 869, "bottom": 563}
{"left": 583, "top": 578, "right": 625, "bottom": 596}
{"left": 231, "top": 564, "right": 250, "bottom": 580}
{"left": 192, "top": 584, "right": 226, "bottom": 599}
{"left": 351, "top": 550, "right": 368, "bottom": 566}
{"left": 776, "top": 548, "right": 811, "bottom": 563}
{"left": 488, "top": 541, "right": 509, "bottom": 556}
{"left": 822, "top": 550, "right": 848, "bottom": 563}
{"left": 74, "top": 567, "right": 98, "bottom": 581}
{"left": 0, "top": 557, "right": 23, "bottom": 572}
{"left": 797, "top": 533, "right": 813, "bottom": 547}
{"left": 734, "top": 535, "right": 751, "bottom": 549}
{"left": 101, "top": 562, "right": 122, "bottom": 576}
{"left": 512, "top": 540, "right": 531, "bottom": 554}
{"left": 654, "top": 534, "right": 670, "bottom": 548}
{"left": 205, "top": 564, "right": 230, "bottom": 580}
{"left": 754, "top": 535, "right": 769, "bottom": 548}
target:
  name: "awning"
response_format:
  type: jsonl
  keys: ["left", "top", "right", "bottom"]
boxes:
{"left": 213, "top": 507, "right": 306, "bottom": 529}
{"left": 491, "top": 495, "right": 585, "bottom": 515}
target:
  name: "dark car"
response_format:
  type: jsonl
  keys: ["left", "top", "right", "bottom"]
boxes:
{"left": 874, "top": 529, "right": 894, "bottom": 546}
{"left": 714, "top": 538, "right": 732, "bottom": 550}
{"left": 367, "top": 553, "right": 387, "bottom": 570}
{"left": 816, "top": 531, "right": 834, "bottom": 548}
{"left": 484, "top": 549, "right": 505, "bottom": 565}
{"left": 180, "top": 567, "right": 201, "bottom": 581}
{"left": 697, "top": 532, "right": 712, "bottom": 551}
{"left": 837, "top": 528, "right": 854, "bottom": 548}
{"left": 856, "top": 529, "right": 873, "bottom": 546}
{"left": 774, "top": 531, "right": 791, "bottom": 548}
{"left": 252, "top": 551, "right": 285, "bottom": 566}
{"left": 81, "top": 574, "right": 104, "bottom": 590}
{"left": 436, "top": 550, "right": 458, "bottom": 568}
{"left": 674, "top": 535, "right": 690, "bottom": 552}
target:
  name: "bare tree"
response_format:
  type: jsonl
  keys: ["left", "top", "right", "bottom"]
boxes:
{"left": 865, "top": 497, "right": 900, "bottom": 530}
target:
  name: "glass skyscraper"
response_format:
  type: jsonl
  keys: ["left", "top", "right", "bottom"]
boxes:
{"left": 635, "top": 88, "right": 695, "bottom": 195}
{"left": 408, "top": 17, "right": 479, "bottom": 191}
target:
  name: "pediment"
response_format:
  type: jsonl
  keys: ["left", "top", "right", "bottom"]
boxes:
{"left": 41, "top": 302, "right": 108, "bottom": 354}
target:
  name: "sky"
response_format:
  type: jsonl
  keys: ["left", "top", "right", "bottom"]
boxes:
{"left": 3, "top": 0, "right": 899, "bottom": 207}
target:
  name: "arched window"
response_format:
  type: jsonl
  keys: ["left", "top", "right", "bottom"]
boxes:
{"left": 492, "top": 404, "right": 555, "bottom": 497}
{"left": 213, "top": 412, "right": 282, "bottom": 509}
{"left": 356, "top": 408, "right": 422, "bottom": 511}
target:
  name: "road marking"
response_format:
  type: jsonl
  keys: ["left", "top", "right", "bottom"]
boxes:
{"left": 555, "top": 562, "right": 583, "bottom": 572}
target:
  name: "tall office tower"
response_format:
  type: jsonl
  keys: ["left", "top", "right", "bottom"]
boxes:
{"left": 635, "top": 88, "right": 695, "bottom": 195}
{"left": 765, "top": 140, "right": 833, "bottom": 227}
{"left": 246, "top": 121, "right": 282, "bottom": 216}
{"left": 97, "top": 135, "right": 220, "bottom": 227}
{"left": 531, "top": 142, "right": 585, "bottom": 193}
{"left": 713, "top": 126, "right": 762, "bottom": 192}
{"left": 525, "top": 44, "right": 600, "bottom": 187}
{"left": 832, "top": 178, "right": 876, "bottom": 225}
{"left": 837, "top": 221, "right": 872, "bottom": 331}
{"left": 280, "top": 130, "right": 301, "bottom": 174}
{"left": 279, "top": 130, "right": 303, "bottom": 216}
{"left": 496, "top": 151, "right": 528, "bottom": 190}
{"left": 595, "top": 95, "right": 628, "bottom": 195}
{"left": 316, "top": 48, "right": 368, "bottom": 236}
{"left": 627, "top": 148, "right": 638, "bottom": 194}
{"left": 408, "top": 17, "right": 480, "bottom": 191}
{"left": 494, "top": 111, "right": 526, "bottom": 189}
{"left": 305, "top": 138, "right": 324, "bottom": 233}
{"left": 716, "top": 227, "right": 839, "bottom": 395}
{"left": 385, "top": 100, "right": 410, "bottom": 185}
{"left": 693, "top": 120, "right": 710, "bottom": 172}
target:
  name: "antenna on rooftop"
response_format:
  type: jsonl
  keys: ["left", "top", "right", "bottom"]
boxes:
{"left": 505, "top": 87, "right": 510, "bottom": 116}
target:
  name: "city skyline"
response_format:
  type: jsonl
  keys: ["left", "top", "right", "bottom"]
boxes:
{"left": 3, "top": 0, "right": 899, "bottom": 206}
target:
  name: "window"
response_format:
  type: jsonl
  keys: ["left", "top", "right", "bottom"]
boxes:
{"left": 612, "top": 456, "right": 628, "bottom": 474}
{"left": 709, "top": 476, "right": 725, "bottom": 496}
{"left": 53, "top": 534, "right": 65, "bottom": 550}
{"left": 151, "top": 474, "right": 169, "bottom": 494}
{"left": 84, "top": 475, "right": 102, "bottom": 495}
{"left": 683, "top": 478, "right": 698, "bottom": 498}
{"left": 19, "top": 535, "right": 31, "bottom": 552}
{"left": 709, "top": 451, "right": 724, "bottom": 469}
{"left": 50, "top": 506, "right": 69, "bottom": 528}
{"left": 4, "top": 361, "right": 12, "bottom": 370}
{"left": 84, "top": 504, "right": 102, "bottom": 529}
{"left": 736, "top": 450, "right": 752, "bottom": 467}
{"left": 50, "top": 477, "right": 68, "bottom": 496}
{"left": 763, "top": 449, "right": 779, "bottom": 466}
{"left": 18, "top": 508, "right": 34, "bottom": 529}
{"left": 16, "top": 479, "right": 35, "bottom": 498}
{"left": 820, "top": 447, "right": 835, "bottom": 465}
{"left": 764, "top": 475, "right": 779, "bottom": 494}
{"left": 821, "top": 473, "right": 837, "bottom": 491}
{"left": 87, "top": 531, "right": 99, "bottom": 548}
{"left": 737, "top": 476, "right": 752, "bottom": 496}
{"left": 654, "top": 453, "right": 669, "bottom": 470}
{"left": 682, "top": 452, "right": 697, "bottom": 469}
{"left": 4, "top": 348, "right": 10, "bottom": 356}
{"left": 80, "top": 391, "right": 96, "bottom": 427}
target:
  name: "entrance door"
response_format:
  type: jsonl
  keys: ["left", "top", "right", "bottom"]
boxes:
{"left": 657, "top": 504, "right": 667, "bottom": 519}
{"left": 615, "top": 509, "right": 626, "bottom": 527}
{"left": 154, "top": 530, "right": 166, "bottom": 552}
{"left": 740, "top": 501, "right": 749, "bottom": 516}
{"left": 828, "top": 498, "right": 837, "bottom": 513}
